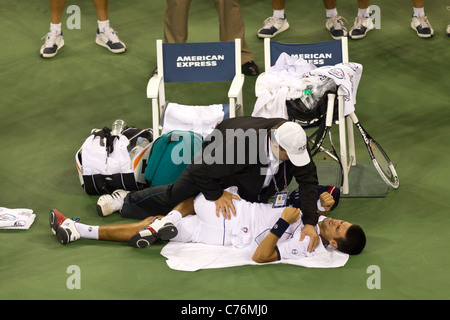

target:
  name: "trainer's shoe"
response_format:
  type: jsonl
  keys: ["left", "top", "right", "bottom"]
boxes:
{"left": 411, "top": 15, "right": 434, "bottom": 38}
{"left": 49, "top": 209, "right": 68, "bottom": 235}
{"left": 446, "top": 24, "right": 450, "bottom": 37}
{"left": 349, "top": 15, "right": 374, "bottom": 39}
{"left": 40, "top": 30, "right": 64, "bottom": 58}
{"left": 95, "top": 26, "right": 126, "bottom": 53}
{"left": 326, "top": 15, "right": 348, "bottom": 40}
{"left": 96, "top": 189, "right": 129, "bottom": 217}
{"left": 257, "top": 15, "right": 290, "bottom": 38}
{"left": 128, "top": 218, "right": 178, "bottom": 248}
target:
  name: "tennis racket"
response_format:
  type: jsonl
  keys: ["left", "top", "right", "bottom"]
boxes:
{"left": 308, "top": 94, "right": 344, "bottom": 188}
{"left": 349, "top": 112, "right": 399, "bottom": 189}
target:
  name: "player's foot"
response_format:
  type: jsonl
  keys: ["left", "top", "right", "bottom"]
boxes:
{"left": 49, "top": 209, "right": 81, "bottom": 245}
{"left": 257, "top": 15, "right": 290, "bottom": 38}
{"left": 40, "top": 29, "right": 64, "bottom": 58}
{"left": 49, "top": 209, "right": 68, "bottom": 235}
{"left": 349, "top": 14, "right": 374, "bottom": 39}
{"left": 446, "top": 24, "right": 450, "bottom": 37}
{"left": 326, "top": 15, "right": 348, "bottom": 40}
{"left": 96, "top": 189, "right": 129, "bottom": 217}
{"left": 128, "top": 218, "right": 178, "bottom": 248}
{"left": 411, "top": 15, "right": 434, "bottom": 38}
{"left": 95, "top": 26, "right": 126, "bottom": 53}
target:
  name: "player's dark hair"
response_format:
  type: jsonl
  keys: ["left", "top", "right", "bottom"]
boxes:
{"left": 335, "top": 224, "right": 366, "bottom": 255}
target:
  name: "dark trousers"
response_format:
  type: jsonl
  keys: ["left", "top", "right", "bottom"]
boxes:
{"left": 120, "top": 169, "right": 202, "bottom": 220}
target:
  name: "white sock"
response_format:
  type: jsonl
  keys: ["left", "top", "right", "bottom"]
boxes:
{"left": 413, "top": 7, "right": 425, "bottom": 17}
{"left": 326, "top": 8, "right": 338, "bottom": 18}
{"left": 50, "top": 23, "right": 61, "bottom": 33}
{"left": 160, "top": 210, "right": 183, "bottom": 225}
{"left": 273, "top": 9, "right": 285, "bottom": 19}
{"left": 98, "top": 20, "right": 110, "bottom": 32}
{"left": 76, "top": 223, "right": 99, "bottom": 240}
{"left": 358, "top": 8, "right": 369, "bottom": 18}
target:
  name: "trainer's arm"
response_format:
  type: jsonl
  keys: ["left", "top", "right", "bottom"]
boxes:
{"left": 252, "top": 207, "right": 300, "bottom": 263}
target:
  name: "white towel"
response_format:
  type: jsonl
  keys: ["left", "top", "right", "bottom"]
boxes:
{"left": 161, "top": 103, "right": 225, "bottom": 139}
{"left": 253, "top": 53, "right": 363, "bottom": 118}
{"left": 160, "top": 241, "right": 349, "bottom": 272}
{"left": 0, "top": 207, "right": 36, "bottom": 230}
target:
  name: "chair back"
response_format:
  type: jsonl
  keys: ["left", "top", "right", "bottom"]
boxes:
{"left": 158, "top": 40, "right": 240, "bottom": 83}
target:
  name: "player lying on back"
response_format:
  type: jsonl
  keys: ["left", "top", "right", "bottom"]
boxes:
{"left": 50, "top": 187, "right": 365, "bottom": 263}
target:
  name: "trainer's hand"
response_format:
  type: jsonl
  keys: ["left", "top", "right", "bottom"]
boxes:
{"left": 300, "top": 224, "right": 319, "bottom": 252}
{"left": 215, "top": 191, "right": 241, "bottom": 220}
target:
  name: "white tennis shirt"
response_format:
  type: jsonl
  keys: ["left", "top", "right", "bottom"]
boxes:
{"left": 170, "top": 186, "right": 327, "bottom": 260}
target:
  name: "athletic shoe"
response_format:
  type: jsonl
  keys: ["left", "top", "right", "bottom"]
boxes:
{"left": 411, "top": 16, "right": 434, "bottom": 38}
{"left": 326, "top": 15, "right": 348, "bottom": 40}
{"left": 96, "top": 189, "right": 129, "bottom": 217}
{"left": 128, "top": 218, "right": 178, "bottom": 248}
{"left": 49, "top": 209, "right": 68, "bottom": 235}
{"left": 446, "top": 24, "right": 450, "bottom": 37}
{"left": 257, "top": 15, "right": 290, "bottom": 38}
{"left": 95, "top": 26, "right": 126, "bottom": 53}
{"left": 40, "top": 30, "right": 64, "bottom": 58}
{"left": 349, "top": 15, "right": 374, "bottom": 39}
{"left": 49, "top": 209, "right": 81, "bottom": 245}
{"left": 242, "top": 60, "right": 260, "bottom": 76}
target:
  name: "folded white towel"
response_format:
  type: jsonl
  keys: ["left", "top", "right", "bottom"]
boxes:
{"left": 0, "top": 207, "right": 36, "bottom": 230}
{"left": 160, "top": 241, "right": 349, "bottom": 272}
{"left": 161, "top": 103, "right": 226, "bottom": 139}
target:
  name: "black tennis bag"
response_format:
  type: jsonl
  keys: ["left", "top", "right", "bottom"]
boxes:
{"left": 75, "top": 126, "right": 153, "bottom": 195}
{"left": 286, "top": 79, "right": 338, "bottom": 148}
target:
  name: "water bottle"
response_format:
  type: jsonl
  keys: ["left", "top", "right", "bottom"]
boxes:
{"left": 300, "top": 85, "right": 316, "bottom": 109}
{"left": 129, "top": 137, "right": 150, "bottom": 160}
{"left": 111, "top": 119, "right": 126, "bottom": 136}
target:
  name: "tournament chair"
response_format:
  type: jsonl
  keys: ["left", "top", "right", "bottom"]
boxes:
{"left": 147, "top": 39, "right": 245, "bottom": 139}
{"left": 256, "top": 38, "right": 356, "bottom": 195}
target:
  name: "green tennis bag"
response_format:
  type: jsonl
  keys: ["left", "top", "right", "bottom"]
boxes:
{"left": 145, "top": 130, "right": 203, "bottom": 187}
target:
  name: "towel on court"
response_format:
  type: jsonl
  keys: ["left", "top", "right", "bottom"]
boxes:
{"left": 160, "top": 241, "right": 349, "bottom": 272}
{"left": 161, "top": 103, "right": 226, "bottom": 139}
{"left": 0, "top": 207, "right": 36, "bottom": 230}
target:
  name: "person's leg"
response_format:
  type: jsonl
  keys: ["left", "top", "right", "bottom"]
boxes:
{"left": 214, "top": 0, "right": 259, "bottom": 75}
{"left": 323, "top": 0, "right": 347, "bottom": 39}
{"left": 257, "top": 0, "right": 289, "bottom": 39}
{"left": 410, "top": 0, "right": 433, "bottom": 38}
{"left": 40, "top": 0, "right": 66, "bottom": 58}
{"left": 163, "top": 0, "right": 192, "bottom": 43}
{"left": 118, "top": 169, "right": 201, "bottom": 219}
{"left": 349, "top": 0, "right": 374, "bottom": 39}
{"left": 93, "top": 0, "right": 127, "bottom": 53}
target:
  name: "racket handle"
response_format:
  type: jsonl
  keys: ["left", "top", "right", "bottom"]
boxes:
{"left": 326, "top": 93, "right": 336, "bottom": 127}
{"left": 349, "top": 112, "right": 359, "bottom": 124}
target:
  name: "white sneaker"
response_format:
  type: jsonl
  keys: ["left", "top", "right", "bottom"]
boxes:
{"left": 411, "top": 16, "right": 434, "bottom": 38}
{"left": 257, "top": 15, "right": 290, "bottom": 38}
{"left": 40, "top": 29, "right": 64, "bottom": 58}
{"left": 95, "top": 26, "right": 126, "bottom": 53}
{"left": 96, "top": 189, "right": 129, "bottom": 217}
{"left": 446, "top": 24, "right": 450, "bottom": 37}
{"left": 349, "top": 15, "right": 374, "bottom": 39}
{"left": 326, "top": 15, "right": 348, "bottom": 40}
{"left": 56, "top": 218, "right": 81, "bottom": 245}
{"left": 128, "top": 218, "right": 178, "bottom": 248}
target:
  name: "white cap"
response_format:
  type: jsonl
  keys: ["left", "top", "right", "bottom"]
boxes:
{"left": 273, "top": 122, "right": 310, "bottom": 166}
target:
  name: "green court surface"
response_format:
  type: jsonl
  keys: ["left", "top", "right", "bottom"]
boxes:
{"left": 1, "top": 0, "right": 449, "bottom": 301}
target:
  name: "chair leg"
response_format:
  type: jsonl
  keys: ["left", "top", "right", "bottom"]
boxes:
{"left": 338, "top": 94, "right": 349, "bottom": 195}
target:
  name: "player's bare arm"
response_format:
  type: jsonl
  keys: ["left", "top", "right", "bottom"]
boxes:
{"left": 252, "top": 207, "right": 300, "bottom": 263}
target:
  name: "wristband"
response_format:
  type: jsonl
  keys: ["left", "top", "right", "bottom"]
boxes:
{"left": 270, "top": 218, "right": 290, "bottom": 238}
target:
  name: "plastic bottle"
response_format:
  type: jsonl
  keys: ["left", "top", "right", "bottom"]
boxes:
{"left": 129, "top": 137, "right": 150, "bottom": 160}
{"left": 111, "top": 119, "right": 126, "bottom": 136}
